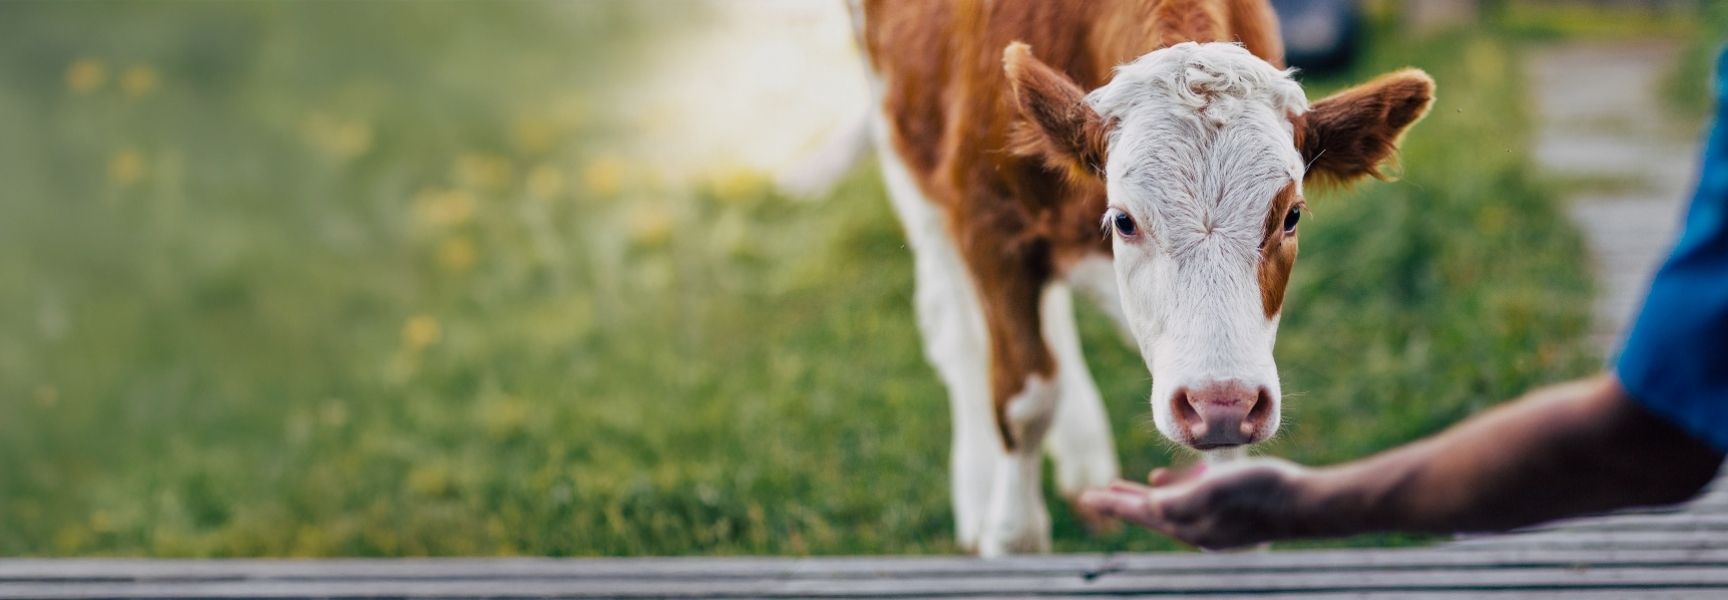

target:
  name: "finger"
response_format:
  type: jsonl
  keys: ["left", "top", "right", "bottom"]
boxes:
{"left": 1108, "top": 479, "right": 1153, "bottom": 494}
{"left": 1079, "top": 487, "right": 1157, "bottom": 526}
{"left": 1147, "top": 467, "right": 1174, "bottom": 486}
{"left": 1148, "top": 464, "right": 1206, "bottom": 487}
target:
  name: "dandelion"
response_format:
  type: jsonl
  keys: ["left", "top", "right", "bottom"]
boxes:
{"left": 407, "top": 463, "right": 452, "bottom": 497}
{"left": 582, "top": 156, "right": 625, "bottom": 197}
{"left": 553, "top": 92, "right": 587, "bottom": 129}
{"left": 33, "top": 384, "right": 58, "bottom": 408}
{"left": 108, "top": 149, "right": 145, "bottom": 187}
{"left": 119, "top": 65, "right": 159, "bottom": 98}
{"left": 456, "top": 153, "right": 512, "bottom": 190}
{"left": 300, "top": 112, "right": 373, "bottom": 161}
{"left": 53, "top": 526, "right": 90, "bottom": 553}
{"left": 526, "top": 164, "right": 565, "bottom": 201}
{"left": 436, "top": 236, "right": 477, "bottom": 273}
{"left": 1475, "top": 204, "right": 1510, "bottom": 235}
{"left": 480, "top": 396, "right": 531, "bottom": 439}
{"left": 511, "top": 115, "right": 559, "bottom": 155}
{"left": 328, "top": 121, "right": 373, "bottom": 159}
{"left": 89, "top": 510, "right": 113, "bottom": 532}
{"left": 402, "top": 314, "right": 442, "bottom": 351}
{"left": 413, "top": 188, "right": 476, "bottom": 227}
{"left": 709, "top": 167, "right": 766, "bottom": 206}
{"left": 319, "top": 400, "right": 348, "bottom": 428}
{"left": 65, "top": 58, "right": 107, "bottom": 94}
{"left": 628, "top": 205, "right": 673, "bottom": 248}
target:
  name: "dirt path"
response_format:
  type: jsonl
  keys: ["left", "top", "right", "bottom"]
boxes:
{"left": 1528, "top": 41, "right": 1701, "bottom": 353}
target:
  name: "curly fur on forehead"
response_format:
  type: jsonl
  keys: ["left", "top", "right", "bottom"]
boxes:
{"left": 1089, "top": 42, "right": 1309, "bottom": 260}
{"left": 1087, "top": 42, "right": 1307, "bottom": 125}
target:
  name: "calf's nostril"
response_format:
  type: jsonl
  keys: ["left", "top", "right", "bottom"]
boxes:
{"left": 1243, "top": 387, "right": 1274, "bottom": 432}
{"left": 1173, "top": 387, "right": 1205, "bottom": 434}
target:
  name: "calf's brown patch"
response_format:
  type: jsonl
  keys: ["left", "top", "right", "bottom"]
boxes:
{"left": 1258, "top": 182, "right": 1301, "bottom": 318}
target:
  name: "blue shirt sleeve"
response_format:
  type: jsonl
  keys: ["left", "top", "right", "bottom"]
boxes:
{"left": 1614, "top": 46, "right": 1728, "bottom": 452}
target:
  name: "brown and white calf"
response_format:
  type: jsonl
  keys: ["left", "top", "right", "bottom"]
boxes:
{"left": 852, "top": 0, "right": 1434, "bottom": 555}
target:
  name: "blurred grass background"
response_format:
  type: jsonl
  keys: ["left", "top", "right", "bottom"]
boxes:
{"left": 0, "top": 1, "right": 1705, "bottom": 556}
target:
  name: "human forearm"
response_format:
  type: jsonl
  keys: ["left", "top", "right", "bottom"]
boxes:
{"left": 1299, "top": 375, "right": 1723, "bottom": 536}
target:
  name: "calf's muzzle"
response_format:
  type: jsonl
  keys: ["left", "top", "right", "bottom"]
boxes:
{"left": 1172, "top": 382, "right": 1273, "bottom": 449}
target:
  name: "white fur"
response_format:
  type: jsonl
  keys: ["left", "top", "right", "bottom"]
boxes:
{"left": 979, "top": 375, "right": 1057, "bottom": 557}
{"left": 1090, "top": 42, "right": 1304, "bottom": 446}
{"left": 871, "top": 106, "right": 1000, "bottom": 552}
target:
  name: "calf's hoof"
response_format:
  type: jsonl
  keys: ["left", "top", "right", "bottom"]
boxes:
{"left": 976, "top": 514, "right": 1051, "bottom": 557}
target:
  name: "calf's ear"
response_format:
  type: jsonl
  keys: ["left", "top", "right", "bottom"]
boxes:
{"left": 1004, "top": 42, "right": 1110, "bottom": 181}
{"left": 1298, "top": 69, "right": 1435, "bottom": 186}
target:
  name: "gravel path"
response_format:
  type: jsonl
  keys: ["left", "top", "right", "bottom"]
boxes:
{"left": 1528, "top": 41, "right": 1701, "bottom": 354}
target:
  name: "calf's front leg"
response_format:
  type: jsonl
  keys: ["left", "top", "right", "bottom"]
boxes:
{"left": 975, "top": 273, "right": 1060, "bottom": 557}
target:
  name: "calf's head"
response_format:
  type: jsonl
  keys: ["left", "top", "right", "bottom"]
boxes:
{"left": 1005, "top": 42, "right": 1432, "bottom": 452}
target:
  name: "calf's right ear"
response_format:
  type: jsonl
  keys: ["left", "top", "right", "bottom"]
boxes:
{"left": 1004, "top": 42, "right": 1110, "bottom": 181}
{"left": 1298, "top": 69, "right": 1436, "bottom": 187}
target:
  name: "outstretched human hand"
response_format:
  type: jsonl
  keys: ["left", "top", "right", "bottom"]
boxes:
{"left": 1079, "top": 458, "right": 1316, "bottom": 550}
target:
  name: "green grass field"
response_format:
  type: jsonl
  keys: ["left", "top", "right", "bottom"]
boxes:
{"left": 0, "top": 3, "right": 1605, "bottom": 556}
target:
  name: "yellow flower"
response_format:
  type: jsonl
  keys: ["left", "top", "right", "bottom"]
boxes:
{"left": 1475, "top": 204, "right": 1510, "bottom": 235}
{"left": 480, "top": 396, "right": 531, "bottom": 439}
{"left": 456, "top": 153, "right": 512, "bottom": 190}
{"left": 553, "top": 93, "right": 587, "bottom": 129}
{"left": 89, "top": 510, "right": 113, "bottom": 532}
{"left": 119, "top": 65, "right": 159, "bottom": 98}
{"left": 413, "top": 188, "right": 476, "bottom": 227}
{"left": 402, "top": 315, "right": 442, "bottom": 351}
{"left": 511, "top": 116, "right": 559, "bottom": 155}
{"left": 34, "top": 384, "right": 59, "bottom": 407}
{"left": 436, "top": 236, "right": 477, "bottom": 273}
{"left": 526, "top": 165, "right": 565, "bottom": 201}
{"left": 582, "top": 157, "right": 624, "bottom": 197}
{"left": 407, "top": 464, "right": 452, "bottom": 497}
{"left": 108, "top": 149, "right": 145, "bottom": 187}
{"left": 628, "top": 205, "right": 673, "bottom": 248}
{"left": 319, "top": 400, "right": 349, "bottom": 428}
{"left": 709, "top": 168, "right": 766, "bottom": 206}
{"left": 66, "top": 58, "right": 107, "bottom": 94}
{"left": 300, "top": 112, "right": 373, "bottom": 160}
{"left": 329, "top": 121, "right": 372, "bottom": 159}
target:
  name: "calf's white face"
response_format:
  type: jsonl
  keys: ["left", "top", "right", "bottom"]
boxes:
{"left": 1005, "top": 41, "right": 1434, "bottom": 452}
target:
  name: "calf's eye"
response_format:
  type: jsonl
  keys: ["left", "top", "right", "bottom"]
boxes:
{"left": 1111, "top": 210, "right": 1137, "bottom": 237}
{"left": 1283, "top": 206, "right": 1301, "bottom": 234}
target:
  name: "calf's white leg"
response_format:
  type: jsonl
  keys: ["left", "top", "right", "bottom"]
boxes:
{"left": 871, "top": 126, "right": 998, "bottom": 552}
{"left": 979, "top": 374, "right": 1057, "bottom": 556}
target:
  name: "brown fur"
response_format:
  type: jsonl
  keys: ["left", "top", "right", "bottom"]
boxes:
{"left": 1299, "top": 69, "right": 1437, "bottom": 187}
{"left": 1223, "top": 0, "right": 1285, "bottom": 68}
{"left": 1004, "top": 42, "right": 1113, "bottom": 183}
{"left": 1258, "top": 182, "right": 1302, "bottom": 318}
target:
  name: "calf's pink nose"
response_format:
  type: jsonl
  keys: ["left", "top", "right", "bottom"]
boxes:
{"left": 1173, "top": 382, "right": 1272, "bottom": 449}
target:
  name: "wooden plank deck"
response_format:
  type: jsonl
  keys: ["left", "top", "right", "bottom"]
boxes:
{"left": 5, "top": 482, "right": 1726, "bottom": 599}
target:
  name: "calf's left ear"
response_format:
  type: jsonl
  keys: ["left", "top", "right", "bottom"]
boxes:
{"left": 1004, "top": 42, "right": 1110, "bottom": 181}
{"left": 1298, "top": 69, "right": 1435, "bottom": 186}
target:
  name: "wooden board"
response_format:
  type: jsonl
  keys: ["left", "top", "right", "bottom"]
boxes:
{"left": 7, "top": 476, "right": 1727, "bottom": 598}
{"left": 7, "top": 548, "right": 1728, "bottom": 598}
